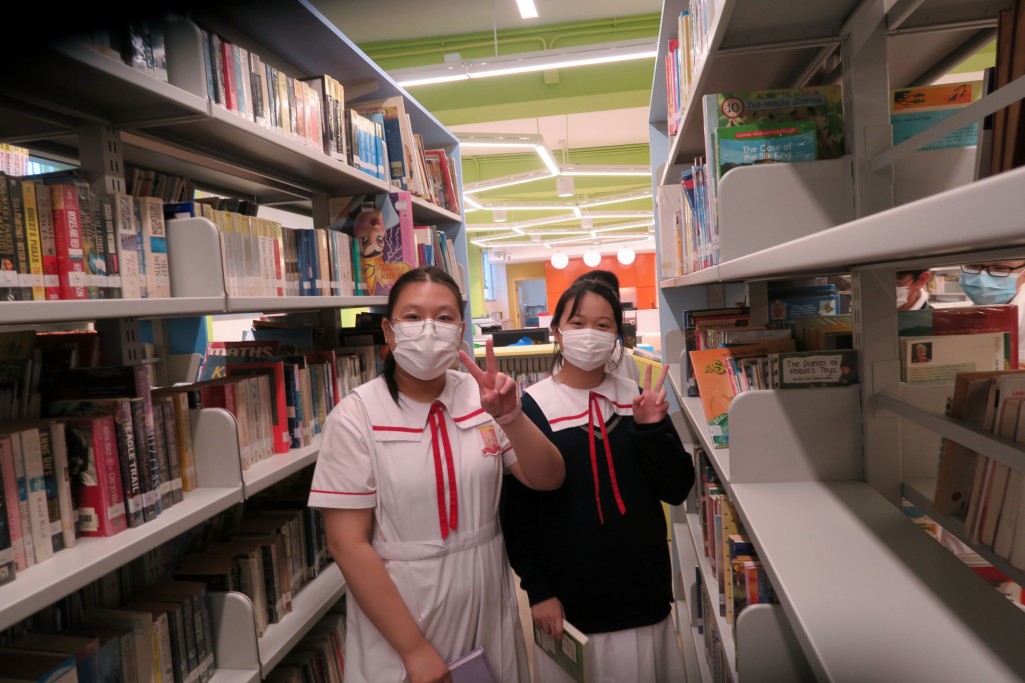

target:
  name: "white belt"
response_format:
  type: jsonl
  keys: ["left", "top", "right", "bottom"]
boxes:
{"left": 373, "top": 521, "right": 499, "bottom": 561}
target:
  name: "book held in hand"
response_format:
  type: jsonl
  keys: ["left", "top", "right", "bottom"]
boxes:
{"left": 533, "top": 619, "right": 593, "bottom": 683}
{"left": 448, "top": 646, "right": 499, "bottom": 683}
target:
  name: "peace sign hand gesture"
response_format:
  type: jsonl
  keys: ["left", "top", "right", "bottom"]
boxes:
{"left": 459, "top": 339, "right": 520, "bottom": 421}
{"left": 633, "top": 363, "right": 670, "bottom": 425}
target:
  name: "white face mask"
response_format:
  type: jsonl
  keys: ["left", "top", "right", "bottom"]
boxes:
{"left": 895, "top": 285, "right": 911, "bottom": 307}
{"left": 559, "top": 328, "right": 617, "bottom": 371}
{"left": 389, "top": 319, "right": 462, "bottom": 380}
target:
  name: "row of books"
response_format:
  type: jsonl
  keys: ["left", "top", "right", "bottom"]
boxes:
{"left": 266, "top": 599, "right": 346, "bottom": 683}
{"left": 0, "top": 578, "right": 215, "bottom": 683}
{"left": 933, "top": 369, "right": 1025, "bottom": 569}
{"left": 88, "top": 18, "right": 169, "bottom": 84}
{"left": 125, "top": 164, "right": 195, "bottom": 204}
{"left": 0, "top": 169, "right": 171, "bottom": 302}
{"left": 0, "top": 145, "right": 32, "bottom": 177}
{"left": 694, "top": 449, "right": 776, "bottom": 683}
{"left": 664, "top": 1, "right": 719, "bottom": 137}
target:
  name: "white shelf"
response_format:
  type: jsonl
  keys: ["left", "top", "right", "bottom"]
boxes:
{"left": 0, "top": 486, "right": 242, "bottom": 632}
{"left": 730, "top": 480, "right": 1025, "bottom": 682}
{"left": 258, "top": 563, "right": 347, "bottom": 676}
{"left": 226, "top": 295, "right": 388, "bottom": 313}
{"left": 242, "top": 436, "right": 321, "bottom": 498}
{"left": 208, "top": 670, "right": 260, "bottom": 683}
{"left": 0, "top": 297, "right": 227, "bottom": 325}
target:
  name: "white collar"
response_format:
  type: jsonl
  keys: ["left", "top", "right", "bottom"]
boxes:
{"left": 353, "top": 370, "right": 489, "bottom": 430}
{"left": 525, "top": 373, "right": 636, "bottom": 432}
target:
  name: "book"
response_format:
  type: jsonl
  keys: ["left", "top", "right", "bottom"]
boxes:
{"left": 690, "top": 339, "right": 797, "bottom": 447}
{"left": 768, "top": 349, "right": 858, "bottom": 388}
{"left": 62, "top": 626, "right": 134, "bottom": 683}
{"left": 0, "top": 174, "right": 23, "bottom": 301}
{"left": 448, "top": 646, "right": 500, "bottom": 683}
{"left": 135, "top": 196, "right": 171, "bottom": 298}
{"left": 532, "top": 619, "right": 592, "bottom": 683}
{"left": 0, "top": 650, "right": 78, "bottom": 682}
{"left": 18, "top": 179, "right": 46, "bottom": 301}
{"left": 107, "top": 192, "right": 145, "bottom": 299}
{"left": 891, "top": 81, "right": 982, "bottom": 150}
{"left": 327, "top": 191, "right": 415, "bottom": 296}
{"left": 12, "top": 419, "right": 77, "bottom": 553}
{"left": 5, "top": 176, "right": 32, "bottom": 301}
{"left": 715, "top": 120, "right": 818, "bottom": 179}
{"left": 898, "top": 304, "right": 1020, "bottom": 369}
{"left": 50, "top": 183, "right": 88, "bottom": 300}
{"left": 7, "top": 632, "right": 101, "bottom": 683}
{"left": 226, "top": 360, "right": 291, "bottom": 454}
{"left": 150, "top": 389, "right": 197, "bottom": 493}
{"left": 900, "top": 332, "right": 1006, "bottom": 383}
{"left": 82, "top": 607, "right": 161, "bottom": 683}
{"left": 32, "top": 179, "right": 61, "bottom": 300}
{"left": 62, "top": 414, "right": 128, "bottom": 537}
{"left": 6, "top": 426, "right": 54, "bottom": 564}
{"left": 46, "top": 397, "right": 146, "bottom": 528}
{"left": 0, "top": 432, "right": 26, "bottom": 573}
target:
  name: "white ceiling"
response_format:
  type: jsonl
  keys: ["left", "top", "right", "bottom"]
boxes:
{"left": 452, "top": 107, "right": 651, "bottom": 153}
{"left": 318, "top": 0, "right": 661, "bottom": 43}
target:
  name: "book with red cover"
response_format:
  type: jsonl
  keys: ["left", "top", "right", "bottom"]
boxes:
{"left": 50, "top": 183, "right": 88, "bottom": 300}
{"left": 898, "top": 304, "right": 1020, "bottom": 368}
{"left": 198, "top": 339, "right": 280, "bottom": 381}
{"left": 63, "top": 414, "right": 128, "bottom": 537}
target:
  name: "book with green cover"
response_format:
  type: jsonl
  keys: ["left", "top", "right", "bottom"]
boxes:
{"left": 715, "top": 121, "right": 817, "bottom": 179}
{"left": 713, "top": 84, "right": 845, "bottom": 160}
{"left": 533, "top": 620, "right": 592, "bottom": 683}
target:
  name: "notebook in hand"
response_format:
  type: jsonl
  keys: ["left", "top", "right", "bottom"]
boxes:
{"left": 448, "top": 646, "right": 499, "bottom": 682}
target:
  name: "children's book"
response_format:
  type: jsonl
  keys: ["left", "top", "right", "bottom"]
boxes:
{"left": 898, "top": 304, "right": 1019, "bottom": 368}
{"left": 533, "top": 619, "right": 592, "bottom": 683}
{"left": 327, "top": 191, "right": 415, "bottom": 296}
{"left": 891, "top": 80, "right": 982, "bottom": 150}
{"left": 768, "top": 349, "right": 858, "bottom": 389}
{"left": 900, "top": 332, "right": 1006, "bottom": 383}
{"left": 715, "top": 120, "right": 817, "bottom": 179}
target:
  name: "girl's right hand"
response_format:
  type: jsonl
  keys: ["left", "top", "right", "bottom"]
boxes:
{"left": 531, "top": 596, "right": 566, "bottom": 641}
{"left": 403, "top": 642, "right": 452, "bottom": 683}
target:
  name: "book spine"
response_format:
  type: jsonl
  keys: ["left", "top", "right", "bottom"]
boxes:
{"left": 20, "top": 428, "right": 55, "bottom": 562}
{"left": 6, "top": 176, "right": 32, "bottom": 300}
{"left": 47, "top": 421, "right": 77, "bottom": 549}
{"left": 76, "top": 181, "right": 107, "bottom": 299}
{"left": 0, "top": 175, "right": 23, "bottom": 301}
{"left": 151, "top": 403, "right": 174, "bottom": 511}
{"left": 0, "top": 435, "right": 27, "bottom": 572}
{"left": 19, "top": 179, "right": 46, "bottom": 300}
{"left": 98, "top": 192, "right": 122, "bottom": 298}
{"left": 220, "top": 38, "right": 237, "bottom": 112}
{"left": 110, "top": 193, "right": 144, "bottom": 299}
{"left": 139, "top": 196, "right": 171, "bottom": 298}
{"left": 51, "top": 183, "right": 89, "bottom": 300}
{"left": 130, "top": 397, "right": 161, "bottom": 521}
{"left": 159, "top": 400, "right": 184, "bottom": 504}
{"left": 36, "top": 424, "right": 66, "bottom": 553}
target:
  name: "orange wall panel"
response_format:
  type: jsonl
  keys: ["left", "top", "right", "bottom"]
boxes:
{"left": 543, "top": 253, "right": 657, "bottom": 310}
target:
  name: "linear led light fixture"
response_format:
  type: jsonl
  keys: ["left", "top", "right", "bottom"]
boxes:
{"left": 465, "top": 225, "right": 519, "bottom": 233}
{"left": 545, "top": 233, "right": 652, "bottom": 247}
{"left": 592, "top": 220, "right": 656, "bottom": 233}
{"left": 517, "top": 0, "right": 539, "bottom": 19}
{"left": 578, "top": 189, "right": 654, "bottom": 208}
{"left": 463, "top": 168, "right": 555, "bottom": 194}
{"left": 560, "top": 165, "right": 651, "bottom": 177}
{"left": 535, "top": 146, "right": 561, "bottom": 176}
{"left": 458, "top": 133, "right": 544, "bottom": 150}
{"left": 472, "top": 231, "right": 531, "bottom": 245}
{"left": 394, "top": 38, "right": 657, "bottom": 87}
{"left": 480, "top": 200, "right": 580, "bottom": 212}
{"left": 582, "top": 210, "right": 655, "bottom": 219}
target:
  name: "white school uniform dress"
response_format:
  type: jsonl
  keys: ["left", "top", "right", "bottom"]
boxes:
{"left": 308, "top": 369, "right": 529, "bottom": 683}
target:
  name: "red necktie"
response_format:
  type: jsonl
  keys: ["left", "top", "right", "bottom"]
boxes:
{"left": 587, "top": 392, "right": 627, "bottom": 524}
{"left": 428, "top": 401, "right": 459, "bottom": 539}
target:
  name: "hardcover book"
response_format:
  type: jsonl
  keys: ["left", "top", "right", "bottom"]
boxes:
{"left": 62, "top": 414, "right": 128, "bottom": 537}
{"left": 532, "top": 620, "right": 592, "bottom": 683}
{"left": 768, "top": 349, "right": 859, "bottom": 388}
{"left": 448, "top": 646, "right": 500, "bottom": 683}
{"left": 900, "top": 332, "right": 1006, "bottom": 383}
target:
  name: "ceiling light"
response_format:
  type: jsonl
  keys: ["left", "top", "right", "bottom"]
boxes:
{"left": 517, "top": 0, "right": 539, "bottom": 19}
{"left": 583, "top": 249, "right": 602, "bottom": 267}
{"left": 551, "top": 251, "right": 569, "bottom": 269}
{"left": 393, "top": 38, "right": 656, "bottom": 87}
{"left": 468, "top": 39, "right": 657, "bottom": 80}
{"left": 477, "top": 201, "right": 579, "bottom": 211}
{"left": 458, "top": 133, "right": 543, "bottom": 149}
{"left": 560, "top": 165, "right": 652, "bottom": 177}
{"left": 579, "top": 189, "right": 654, "bottom": 208}
{"left": 593, "top": 220, "right": 656, "bottom": 233}
{"left": 557, "top": 176, "right": 575, "bottom": 197}
{"left": 463, "top": 195, "right": 484, "bottom": 210}
{"left": 536, "top": 146, "right": 562, "bottom": 176}
{"left": 617, "top": 247, "right": 636, "bottom": 265}
{"left": 463, "top": 169, "right": 556, "bottom": 194}
{"left": 493, "top": 209, "right": 508, "bottom": 222}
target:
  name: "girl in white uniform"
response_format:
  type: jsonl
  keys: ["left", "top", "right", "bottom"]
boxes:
{"left": 501, "top": 277, "right": 695, "bottom": 683}
{"left": 308, "top": 266, "right": 565, "bottom": 683}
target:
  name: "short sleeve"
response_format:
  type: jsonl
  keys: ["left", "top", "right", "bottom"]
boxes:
{"left": 308, "top": 392, "right": 377, "bottom": 509}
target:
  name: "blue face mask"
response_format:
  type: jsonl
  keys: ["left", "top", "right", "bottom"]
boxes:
{"left": 961, "top": 271, "right": 1020, "bottom": 305}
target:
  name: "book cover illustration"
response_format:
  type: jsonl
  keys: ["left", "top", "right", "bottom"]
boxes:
{"left": 901, "top": 332, "right": 1006, "bottom": 383}
{"left": 715, "top": 84, "right": 845, "bottom": 160}
{"left": 715, "top": 120, "right": 817, "bottom": 178}
{"left": 328, "top": 191, "right": 413, "bottom": 296}
{"left": 770, "top": 349, "right": 859, "bottom": 389}
{"left": 891, "top": 80, "right": 982, "bottom": 150}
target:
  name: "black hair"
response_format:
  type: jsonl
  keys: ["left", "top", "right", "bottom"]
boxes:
{"left": 574, "top": 269, "right": 620, "bottom": 297}
{"left": 550, "top": 278, "right": 625, "bottom": 373}
{"left": 381, "top": 266, "right": 463, "bottom": 402}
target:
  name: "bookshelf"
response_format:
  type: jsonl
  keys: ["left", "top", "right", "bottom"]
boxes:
{"left": 651, "top": 0, "right": 1025, "bottom": 680}
{"left": 0, "top": 1, "right": 467, "bottom": 679}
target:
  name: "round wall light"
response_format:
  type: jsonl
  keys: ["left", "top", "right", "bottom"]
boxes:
{"left": 550, "top": 251, "right": 569, "bottom": 269}
{"left": 617, "top": 247, "right": 636, "bottom": 265}
{"left": 583, "top": 249, "right": 602, "bottom": 267}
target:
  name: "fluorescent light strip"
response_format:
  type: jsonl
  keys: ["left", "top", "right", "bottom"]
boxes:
{"left": 463, "top": 169, "right": 555, "bottom": 194}
{"left": 516, "top": 0, "right": 539, "bottom": 19}
{"left": 582, "top": 210, "right": 654, "bottom": 219}
{"left": 463, "top": 195, "right": 484, "bottom": 210}
{"left": 578, "top": 190, "right": 653, "bottom": 208}
{"left": 535, "top": 146, "right": 562, "bottom": 176}
{"left": 560, "top": 165, "right": 652, "bottom": 177}
{"left": 593, "top": 220, "right": 656, "bottom": 233}
{"left": 458, "top": 134, "right": 543, "bottom": 149}
{"left": 394, "top": 38, "right": 656, "bottom": 87}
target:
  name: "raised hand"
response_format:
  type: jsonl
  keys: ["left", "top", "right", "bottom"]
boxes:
{"left": 459, "top": 338, "right": 519, "bottom": 419}
{"left": 633, "top": 363, "right": 670, "bottom": 425}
